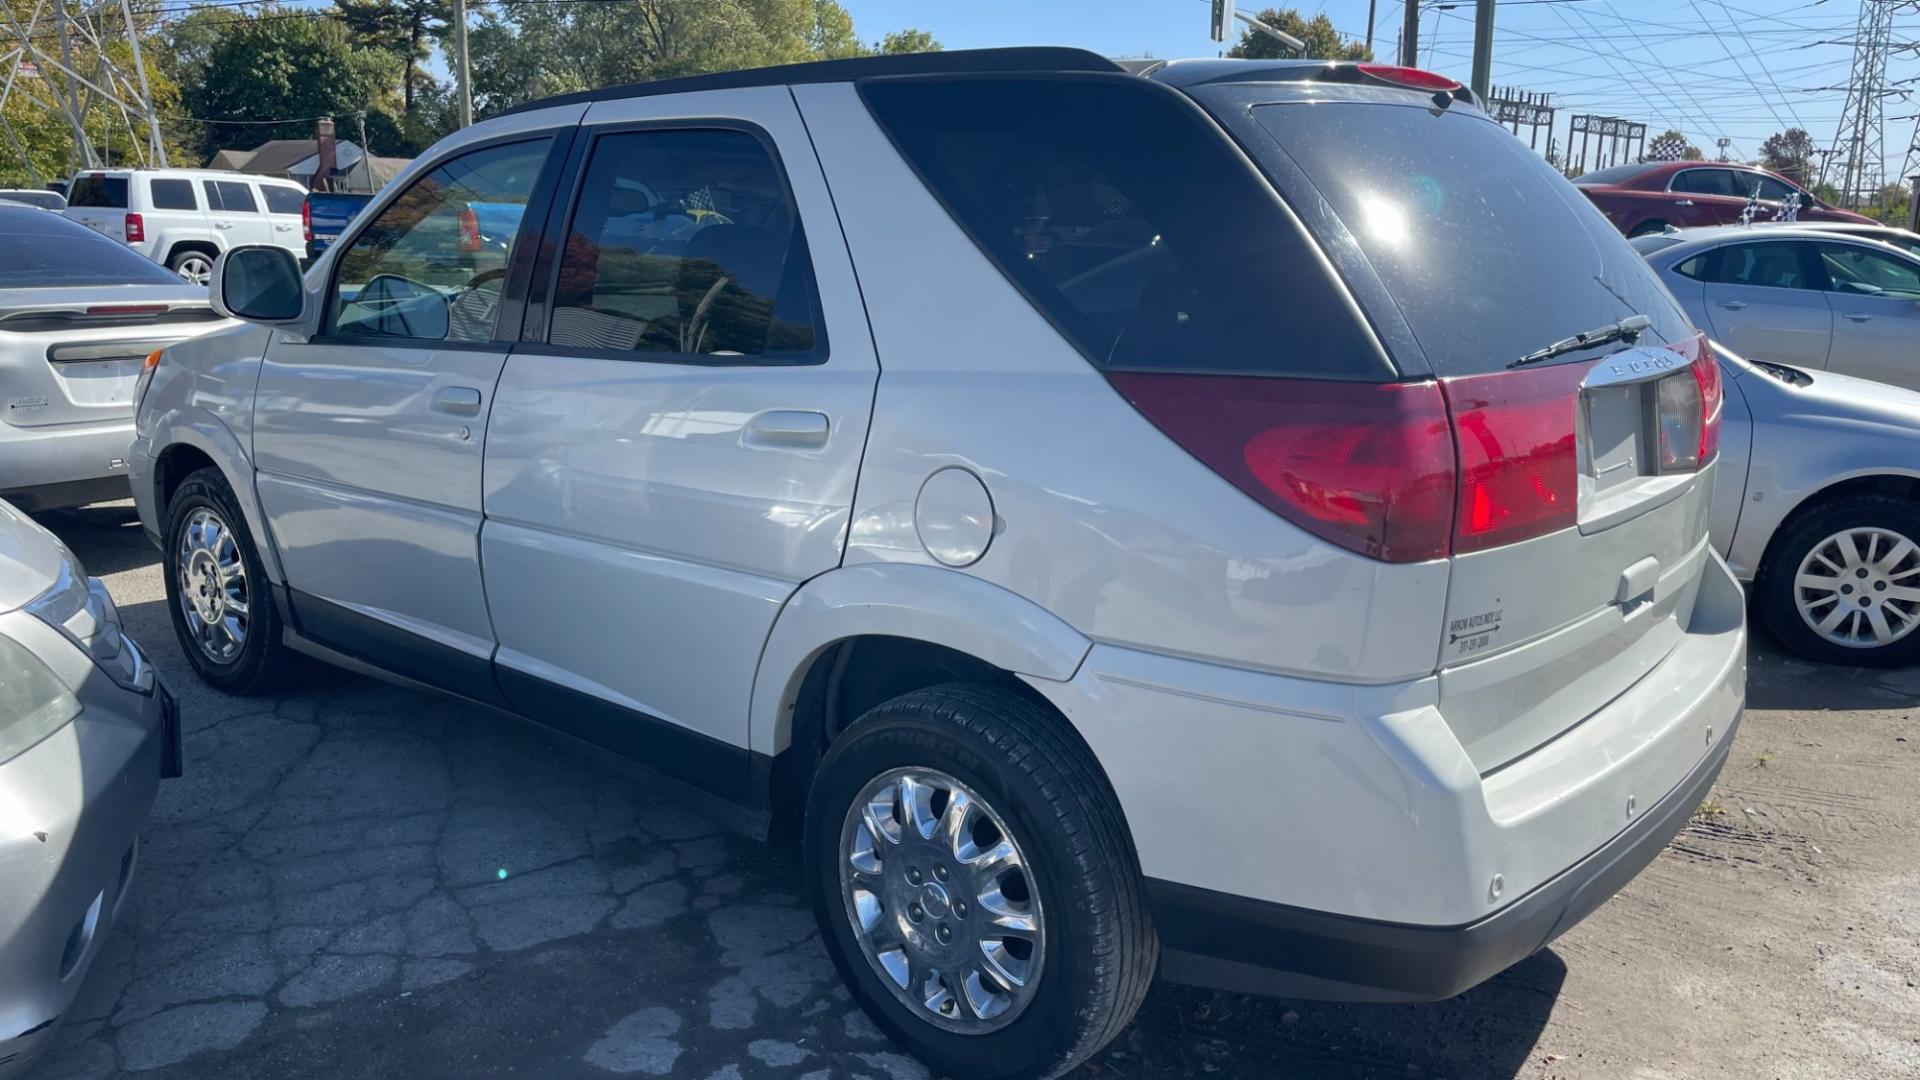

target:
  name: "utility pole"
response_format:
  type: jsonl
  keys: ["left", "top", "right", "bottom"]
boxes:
{"left": 119, "top": 0, "right": 165, "bottom": 166}
{"left": 1469, "top": 0, "right": 1495, "bottom": 99}
{"left": 1716, "top": 136, "right": 1731, "bottom": 162}
{"left": 453, "top": 0, "right": 472, "bottom": 128}
{"left": 1827, "top": 0, "right": 1895, "bottom": 211}
{"left": 1401, "top": 0, "right": 1420, "bottom": 68}
{"left": 49, "top": 1, "right": 95, "bottom": 166}
{"left": 1365, "top": 0, "right": 1378, "bottom": 58}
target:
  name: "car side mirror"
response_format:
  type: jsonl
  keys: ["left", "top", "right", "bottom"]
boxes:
{"left": 211, "top": 245, "right": 304, "bottom": 323}
{"left": 1799, "top": 192, "right": 1817, "bottom": 209}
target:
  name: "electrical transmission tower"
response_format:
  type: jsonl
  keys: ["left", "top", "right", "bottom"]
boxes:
{"left": 1827, "top": 0, "right": 1906, "bottom": 212}
{"left": 1, "top": 0, "right": 168, "bottom": 184}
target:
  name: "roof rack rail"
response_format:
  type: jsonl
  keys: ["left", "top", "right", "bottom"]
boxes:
{"left": 497, "top": 46, "right": 1123, "bottom": 118}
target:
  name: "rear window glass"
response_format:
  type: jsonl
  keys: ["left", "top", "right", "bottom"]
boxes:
{"left": 149, "top": 178, "right": 198, "bottom": 210}
{"left": 0, "top": 190, "right": 63, "bottom": 210}
{"left": 67, "top": 174, "right": 128, "bottom": 208}
{"left": 0, "top": 211, "right": 183, "bottom": 286}
{"left": 262, "top": 185, "right": 305, "bottom": 215}
{"left": 861, "top": 77, "right": 1389, "bottom": 378}
{"left": 1245, "top": 101, "right": 1695, "bottom": 375}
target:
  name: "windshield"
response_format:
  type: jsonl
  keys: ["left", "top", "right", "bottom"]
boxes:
{"left": 0, "top": 210, "right": 184, "bottom": 287}
{"left": 1243, "top": 101, "right": 1695, "bottom": 375}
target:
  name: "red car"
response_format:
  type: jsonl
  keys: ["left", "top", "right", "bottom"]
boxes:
{"left": 1572, "top": 161, "right": 1874, "bottom": 236}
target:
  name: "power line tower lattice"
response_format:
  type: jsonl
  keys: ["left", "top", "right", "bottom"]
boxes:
{"left": 1826, "top": 0, "right": 1907, "bottom": 213}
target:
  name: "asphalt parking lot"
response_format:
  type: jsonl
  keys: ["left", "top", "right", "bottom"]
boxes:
{"left": 23, "top": 501, "right": 1920, "bottom": 1080}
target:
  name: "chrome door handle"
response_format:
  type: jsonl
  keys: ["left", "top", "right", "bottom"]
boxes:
{"left": 1843, "top": 312, "right": 1873, "bottom": 322}
{"left": 431, "top": 386, "right": 483, "bottom": 416}
{"left": 744, "top": 410, "right": 830, "bottom": 449}
{"left": 1674, "top": 199, "right": 1694, "bottom": 207}
{"left": 214, "top": 221, "right": 233, "bottom": 230}
{"left": 1714, "top": 300, "right": 1747, "bottom": 310}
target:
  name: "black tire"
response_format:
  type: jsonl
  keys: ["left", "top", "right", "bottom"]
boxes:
{"left": 1629, "top": 218, "right": 1673, "bottom": 237}
{"left": 1757, "top": 494, "right": 1920, "bottom": 667}
{"left": 163, "top": 466, "right": 294, "bottom": 693}
{"left": 805, "top": 684, "right": 1156, "bottom": 1080}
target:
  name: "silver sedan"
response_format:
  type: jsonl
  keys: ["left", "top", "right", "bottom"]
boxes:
{"left": 0, "top": 499, "right": 179, "bottom": 1079}
{"left": 1712, "top": 342, "right": 1920, "bottom": 665}
{"left": 1636, "top": 225, "right": 1920, "bottom": 392}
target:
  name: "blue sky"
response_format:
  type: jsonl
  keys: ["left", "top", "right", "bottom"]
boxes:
{"left": 840, "top": 0, "right": 1916, "bottom": 176}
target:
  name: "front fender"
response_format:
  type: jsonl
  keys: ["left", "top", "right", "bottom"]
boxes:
{"left": 749, "top": 563, "right": 1092, "bottom": 755}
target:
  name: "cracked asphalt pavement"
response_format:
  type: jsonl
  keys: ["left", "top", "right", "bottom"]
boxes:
{"left": 22, "top": 502, "right": 1920, "bottom": 1080}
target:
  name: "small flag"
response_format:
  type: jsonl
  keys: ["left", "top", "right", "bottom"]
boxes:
{"left": 1774, "top": 194, "right": 1799, "bottom": 222}
{"left": 1649, "top": 135, "right": 1688, "bottom": 162}
{"left": 1739, "top": 183, "right": 1762, "bottom": 226}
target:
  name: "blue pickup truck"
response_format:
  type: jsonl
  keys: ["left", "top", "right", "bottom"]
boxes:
{"left": 302, "top": 191, "right": 372, "bottom": 262}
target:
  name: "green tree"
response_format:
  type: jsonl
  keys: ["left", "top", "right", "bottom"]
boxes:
{"left": 1227, "top": 9, "right": 1369, "bottom": 61}
{"left": 874, "top": 28, "right": 940, "bottom": 55}
{"left": 337, "top": 0, "right": 451, "bottom": 114}
{"left": 1759, "top": 127, "right": 1816, "bottom": 188}
{"left": 179, "top": 8, "right": 402, "bottom": 156}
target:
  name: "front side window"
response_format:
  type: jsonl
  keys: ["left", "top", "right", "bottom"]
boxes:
{"left": 214, "top": 181, "right": 259, "bottom": 214}
{"left": 326, "top": 138, "right": 549, "bottom": 343}
{"left": 262, "top": 185, "right": 306, "bottom": 215}
{"left": 1710, "top": 242, "right": 1811, "bottom": 289}
{"left": 1814, "top": 242, "right": 1920, "bottom": 298}
{"left": 1672, "top": 170, "right": 1737, "bottom": 197}
{"left": 149, "top": 178, "right": 197, "bottom": 211}
{"left": 547, "top": 129, "right": 821, "bottom": 360}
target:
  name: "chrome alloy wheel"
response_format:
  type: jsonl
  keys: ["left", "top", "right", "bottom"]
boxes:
{"left": 1793, "top": 526, "right": 1920, "bottom": 649}
{"left": 174, "top": 253, "right": 213, "bottom": 287}
{"left": 176, "top": 507, "right": 250, "bottom": 662}
{"left": 839, "top": 767, "right": 1045, "bottom": 1033}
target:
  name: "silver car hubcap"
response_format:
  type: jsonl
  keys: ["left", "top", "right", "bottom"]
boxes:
{"left": 177, "top": 507, "right": 250, "bottom": 662}
{"left": 1793, "top": 526, "right": 1920, "bottom": 649}
{"left": 176, "top": 255, "right": 212, "bottom": 286}
{"left": 839, "top": 767, "right": 1045, "bottom": 1033}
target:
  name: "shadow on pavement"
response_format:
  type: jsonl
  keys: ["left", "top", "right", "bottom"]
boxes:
{"left": 31, "top": 500, "right": 160, "bottom": 578}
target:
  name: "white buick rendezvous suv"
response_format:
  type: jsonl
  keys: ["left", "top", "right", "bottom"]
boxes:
{"left": 128, "top": 48, "right": 1747, "bottom": 1080}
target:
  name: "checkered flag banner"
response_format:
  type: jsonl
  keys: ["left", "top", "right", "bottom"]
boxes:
{"left": 1649, "top": 135, "right": 1688, "bottom": 162}
{"left": 1739, "top": 182, "right": 1763, "bottom": 225}
{"left": 1774, "top": 192, "right": 1800, "bottom": 222}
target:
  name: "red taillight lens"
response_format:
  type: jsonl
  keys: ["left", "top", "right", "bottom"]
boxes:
{"left": 1443, "top": 363, "right": 1585, "bottom": 554}
{"left": 1355, "top": 63, "right": 1463, "bottom": 93}
{"left": 85, "top": 304, "right": 168, "bottom": 316}
{"left": 458, "top": 207, "right": 481, "bottom": 252}
{"left": 1650, "top": 335, "right": 1720, "bottom": 473}
{"left": 1110, "top": 373, "right": 1458, "bottom": 562}
{"left": 124, "top": 212, "right": 144, "bottom": 243}
{"left": 1692, "top": 339, "right": 1722, "bottom": 464}
{"left": 302, "top": 198, "right": 313, "bottom": 243}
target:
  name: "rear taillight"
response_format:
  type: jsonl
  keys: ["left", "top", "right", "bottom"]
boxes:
{"left": 124, "top": 212, "right": 144, "bottom": 243}
{"left": 1355, "top": 64, "right": 1463, "bottom": 93}
{"left": 1692, "top": 338, "right": 1721, "bottom": 463}
{"left": 1650, "top": 334, "right": 1720, "bottom": 472}
{"left": 1109, "top": 374, "right": 1458, "bottom": 562}
{"left": 1443, "top": 363, "right": 1585, "bottom": 554}
{"left": 302, "top": 198, "right": 313, "bottom": 243}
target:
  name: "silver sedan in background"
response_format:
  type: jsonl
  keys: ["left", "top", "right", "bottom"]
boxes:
{"left": 1637, "top": 225, "right": 1920, "bottom": 392}
{"left": 0, "top": 499, "right": 179, "bottom": 1079}
{"left": 1712, "top": 341, "right": 1920, "bottom": 665}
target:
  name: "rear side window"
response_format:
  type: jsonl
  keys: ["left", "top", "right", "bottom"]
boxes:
{"left": 548, "top": 129, "right": 821, "bottom": 360}
{"left": 861, "top": 77, "right": 1387, "bottom": 378}
{"left": 262, "top": 185, "right": 305, "bottom": 215}
{"left": 1241, "top": 100, "right": 1695, "bottom": 375}
{"left": 149, "top": 178, "right": 198, "bottom": 211}
{"left": 205, "top": 181, "right": 260, "bottom": 213}
{"left": 1671, "top": 170, "right": 1738, "bottom": 197}
{"left": 1708, "top": 242, "right": 1812, "bottom": 289}
{"left": 67, "top": 175, "right": 128, "bottom": 208}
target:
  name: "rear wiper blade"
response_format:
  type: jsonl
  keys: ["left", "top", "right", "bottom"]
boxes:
{"left": 1510, "top": 314, "right": 1653, "bottom": 368}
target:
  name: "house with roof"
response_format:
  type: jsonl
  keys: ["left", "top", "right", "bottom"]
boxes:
{"left": 206, "top": 139, "right": 410, "bottom": 193}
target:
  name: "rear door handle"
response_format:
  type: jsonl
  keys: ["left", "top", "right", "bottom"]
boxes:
{"left": 214, "top": 221, "right": 233, "bottom": 230}
{"left": 1842, "top": 312, "right": 1873, "bottom": 322}
{"left": 431, "top": 386, "right": 483, "bottom": 416}
{"left": 1673, "top": 198, "right": 1694, "bottom": 207}
{"left": 1714, "top": 300, "right": 1747, "bottom": 310}
{"left": 744, "top": 409, "right": 830, "bottom": 449}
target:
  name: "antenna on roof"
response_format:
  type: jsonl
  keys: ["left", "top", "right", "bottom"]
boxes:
{"left": 1211, "top": 0, "right": 1307, "bottom": 53}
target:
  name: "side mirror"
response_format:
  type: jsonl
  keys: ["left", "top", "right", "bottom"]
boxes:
{"left": 211, "top": 246, "right": 304, "bottom": 323}
{"left": 1799, "top": 192, "right": 1817, "bottom": 210}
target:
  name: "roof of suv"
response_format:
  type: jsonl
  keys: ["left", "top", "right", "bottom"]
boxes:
{"left": 499, "top": 46, "right": 1124, "bottom": 117}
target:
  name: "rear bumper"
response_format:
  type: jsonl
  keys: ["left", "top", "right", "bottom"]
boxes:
{"left": 0, "top": 416, "right": 134, "bottom": 508}
{"left": 1149, "top": 709, "right": 1736, "bottom": 1001}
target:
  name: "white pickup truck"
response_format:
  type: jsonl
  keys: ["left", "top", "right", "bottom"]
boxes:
{"left": 63, "top": 168, "right": 308, "bottom": 285}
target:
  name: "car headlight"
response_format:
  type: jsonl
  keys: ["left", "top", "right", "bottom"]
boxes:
{"left": 0, "top": 631, "right": 83, "bottom": 765}
{"left": 24, "top": 553, "right": 150, "bottom": 693}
